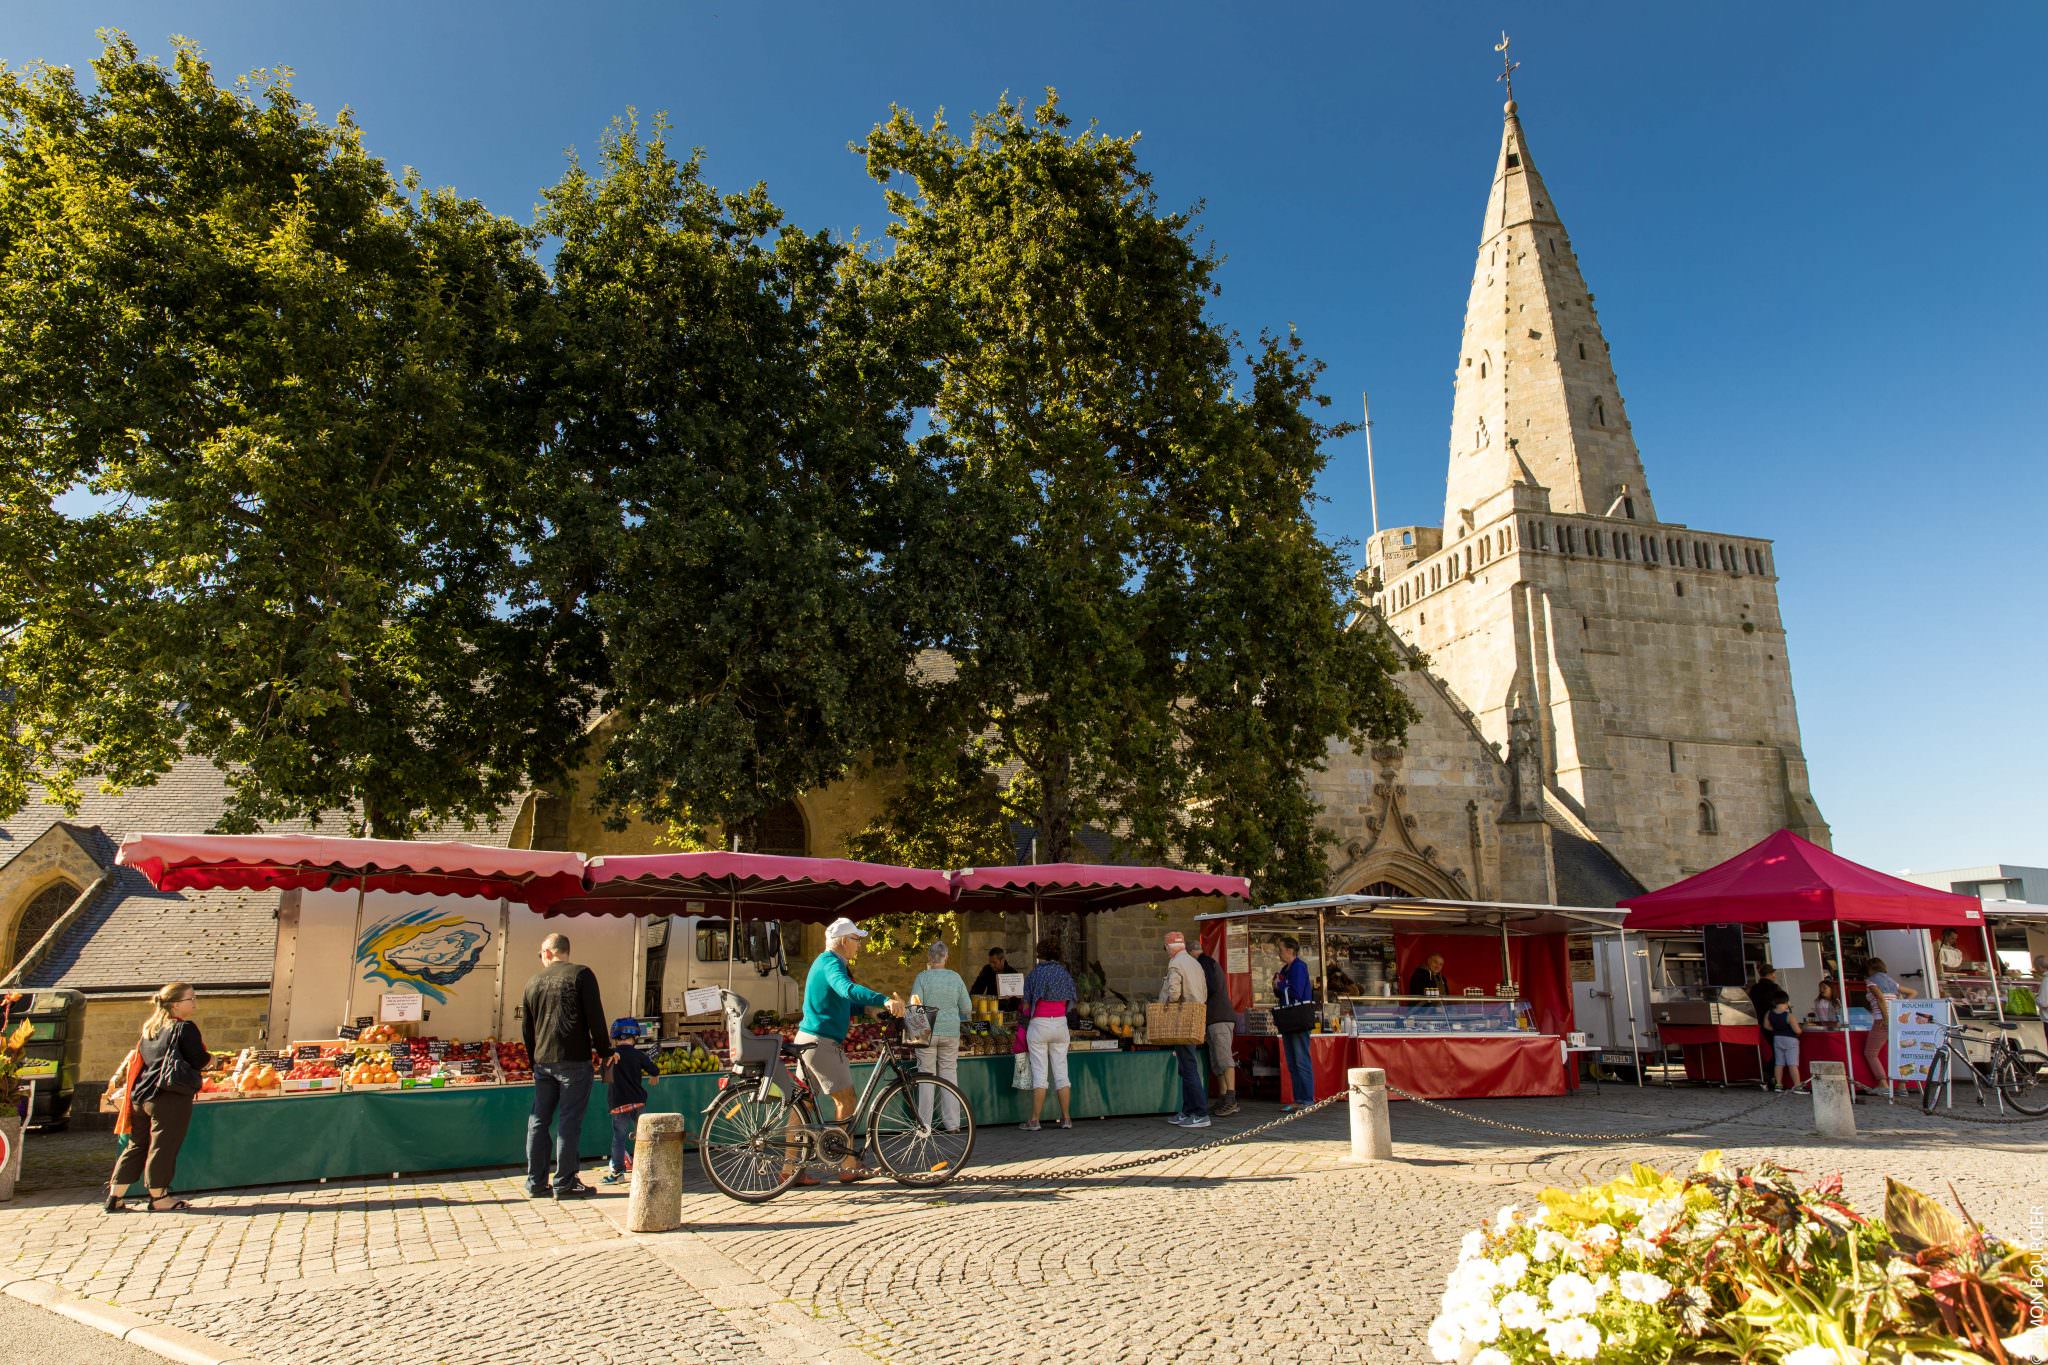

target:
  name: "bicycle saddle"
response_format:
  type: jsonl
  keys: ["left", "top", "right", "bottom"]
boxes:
{"left": 781, "top": 1039, "right": 818, "bottom": 1057}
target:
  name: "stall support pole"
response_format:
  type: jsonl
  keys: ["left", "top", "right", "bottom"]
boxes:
{"left": 340, "top": 875, "right": 369, "bottom": 1031}
{"left": 726, "top": 838, "right": 740, "bottom": 996}
{"left": 1829, "top": 921, "right": 1858, "bottom": 1094}
{"left": 490, "top": 898, "right": 511, "bottom": 1040}
{"left": 1617, "top": 929, "right": 1644, "bottom": 1088}
{"left": 1497, "top": 919, "right": 1512, "bottom": 992}
{"left": 1981, "top": 925, "right": 2006, "bottom": 1022}
{"left": 1317, "top": 911, "right": 1330, "bottom": 1024}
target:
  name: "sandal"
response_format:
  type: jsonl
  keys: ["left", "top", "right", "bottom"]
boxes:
{"left": 835, "top": 1167, "right": 874, "bottom": 1184}
{"left": 787, "top": 1172, "right": 821, "bottom": 1187}
{"left": 103, "top": 1193, "right": 128, "bottom": 1214}
{"left": 147, "top": 1197, "right": 192, "bottom": 1212}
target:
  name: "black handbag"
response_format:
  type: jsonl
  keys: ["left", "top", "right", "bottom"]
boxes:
{"left": 151, "top": 1022, "right": 203, "bottom": 1096}
{"left": 1272, "top": 1003, "right": 1317, "bottom": 1035}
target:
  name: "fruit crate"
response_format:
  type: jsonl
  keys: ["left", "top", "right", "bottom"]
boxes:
{"left": 279, "top": 1077, "right": 342, "bottom": 1093}
{"left": 345, "top": 1081, "right": 403, "bottom": 1092}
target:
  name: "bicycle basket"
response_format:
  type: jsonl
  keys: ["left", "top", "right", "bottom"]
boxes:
{"left": 900, "top": 1005, "right": 937, "bottom": 1047}
{"left": 724, "top": 991, "right": 780, "bottom": 1070}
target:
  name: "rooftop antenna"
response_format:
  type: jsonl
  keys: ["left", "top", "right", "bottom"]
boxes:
{"left": 1363, "top": 391, "right": 1381, "bottom": 536}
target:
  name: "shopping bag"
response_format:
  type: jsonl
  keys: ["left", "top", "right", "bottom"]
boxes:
{"left": 1012, "top": 1050, "right": 1034, "bottom": 1091}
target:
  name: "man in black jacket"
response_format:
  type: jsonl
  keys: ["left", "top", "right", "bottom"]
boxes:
{"left": 1194, "top": 944, "right": 1239, "bottom": 1117}
{"left": 522, "top": 932, "right": 612, "bottom": 1199}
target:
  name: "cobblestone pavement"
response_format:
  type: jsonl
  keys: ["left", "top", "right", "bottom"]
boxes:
{"left": 1, "top": 1086, "right": 2043, "bottom": 1364}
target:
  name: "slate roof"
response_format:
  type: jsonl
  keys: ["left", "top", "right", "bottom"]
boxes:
{"left": 1550, "top": 826, "right": 1648, "bottom": 908}
{"left": 3, "top": 756, "right": 523, "bottom": 993}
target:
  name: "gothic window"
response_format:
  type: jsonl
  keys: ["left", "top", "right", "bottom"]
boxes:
{"left": 1698, "top": 801, "right": 1719, "bottom": 836}
{"left": 1675, "top": 580, "right": 1685, "bottom": 597}
{"left": 1592, "top": 397, "right": 1607, "bottom": 426}
{"left": 1359, "top": 880, "right": 1416, "bottom": 898}
{"left": 10, "top": 881, "right": 76, "bottom": 968}
{"left": 1475, "top": 417, "right": 1489, "bottom": 447}
{"left": 1622, "top": 496, "right": 1636, "bottom": 520}
{"left": 1402, "top": 531, "right": 1414, "bottom": 546}
{"left": 741, "top": 801, "right": 808, "bottom": 857}
{"left": 1578, "top": 342, "right": 1587, "bottom": 360}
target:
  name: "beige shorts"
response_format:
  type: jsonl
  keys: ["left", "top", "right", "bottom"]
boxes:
{"left": 1207, "top": 1021, "right": 1235, "bottom": 1072}
{"left": 792, "top": 1033, "right": 853, "bottom": 1097}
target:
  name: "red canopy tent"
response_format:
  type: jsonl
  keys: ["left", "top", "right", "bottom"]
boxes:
{"left": 1618, "top": 829, "right": 1982, "bottom": 932}
{"left": 949, "top": 863, "right": 1251, "bottom": 962}
{"left": 118, "top": 833, "right": 592, "bottom": 1028}
{"left": 1621, "top": 830, "right": 1997, "bottom": 1076}
{"left": 543, "top": 851, "right": 958, "bottom": 992}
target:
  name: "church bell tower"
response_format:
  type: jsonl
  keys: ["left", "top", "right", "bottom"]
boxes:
{"left": 1365, "top": 40, "right": 1829, "bottom": 893}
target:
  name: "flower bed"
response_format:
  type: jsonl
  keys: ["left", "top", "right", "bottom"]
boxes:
{"left": 1429, "top": 1153, "right": 2046, "bottom": 1364}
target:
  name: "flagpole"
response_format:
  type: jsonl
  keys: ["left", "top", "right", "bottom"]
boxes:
{"left": 1363, "top": 391, "right": 1381, "bottom": 536}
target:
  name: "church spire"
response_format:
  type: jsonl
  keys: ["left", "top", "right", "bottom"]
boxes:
{"left": 1442, "top": 49, "right": 1655, "bottom": 530}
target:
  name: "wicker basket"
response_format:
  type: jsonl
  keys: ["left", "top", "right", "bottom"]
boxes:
{"left": 1145, "top": 1001, "right": 1207, "bottom": 1046}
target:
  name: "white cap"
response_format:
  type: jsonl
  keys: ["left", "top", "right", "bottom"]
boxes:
{"left": 825, "top": 918, "right": 870, "bottom": 941}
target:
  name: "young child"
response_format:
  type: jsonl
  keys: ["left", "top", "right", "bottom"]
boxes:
{"left": 602, "top": 1018, "right": 660, "bottom": 1184}
{"left": 1767, "top": 995, "right": 1803, "bottom": 1093}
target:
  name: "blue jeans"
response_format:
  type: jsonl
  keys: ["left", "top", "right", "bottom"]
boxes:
{"left": 527, "top": 1061, "right": 593, "bottom": 1193}
{"left": 609, "top": 1108, "right": 642, "bottom": 1173}
{"left": 1282, "top": 1031, "right": 1314, "bottom": 1105}
{"left": 1174, "top": 1044, "right": 1209, "bottom": 1118}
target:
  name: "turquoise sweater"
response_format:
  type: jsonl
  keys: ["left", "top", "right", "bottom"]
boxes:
{"left": 910, "top": 968, "right": 973, "bottom": 1039}
{"left": 799, "top": 950, "right": 889, "bottom": 1042}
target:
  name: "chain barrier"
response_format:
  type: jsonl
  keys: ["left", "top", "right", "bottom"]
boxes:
{"left": 962, "top": 1087, "right": 1355, "bottom": 1186}
{"left": 1378, "top": 1081, "right": 1796, "bottom": 1143}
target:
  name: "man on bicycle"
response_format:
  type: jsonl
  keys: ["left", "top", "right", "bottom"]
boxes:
{"left": 792, "top": 918, "right": 905, "bottom": 1181}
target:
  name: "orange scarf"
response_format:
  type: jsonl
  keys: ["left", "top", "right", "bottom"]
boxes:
{"left": 112, "top": 1045, "right": 144, "bottom": 1137}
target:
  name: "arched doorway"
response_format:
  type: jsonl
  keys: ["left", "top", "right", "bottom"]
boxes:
{"left": 9, "top": 881, "right": 76, "bottom": 969}
{"left": 746, "top": 801, "right": 808, "bottom": 858}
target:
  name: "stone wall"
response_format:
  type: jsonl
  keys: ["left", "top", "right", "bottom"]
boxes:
{"left": 72, "top": 990, "right": 272, "bottom": 1126}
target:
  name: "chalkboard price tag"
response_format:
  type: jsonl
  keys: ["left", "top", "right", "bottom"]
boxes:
{"left": 338, "top": 1024, "right": 361, "bottom": 1040}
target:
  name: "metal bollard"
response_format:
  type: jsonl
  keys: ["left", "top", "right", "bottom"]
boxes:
{"left": 1347, "top": 1066, "right": 1393, "bottom": 1162}
{"left": 627, "top": 1111, "right": 686, "bottom": 1233}
{"left": 1808, "top": 1060, "right": 1856, "bottom": 1139}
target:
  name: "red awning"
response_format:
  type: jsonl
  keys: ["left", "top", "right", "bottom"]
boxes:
{"left": 948, "top": 863, "right": 1250, "bottom": 915}
{"left": 544, "top": 851, "right": 956, "bottom": 924}
{"left": 1619, "top": 830, "right": 1982, "bottom": 932}
{"left": 117, "top": 833, "right": 588, "bottom": 908}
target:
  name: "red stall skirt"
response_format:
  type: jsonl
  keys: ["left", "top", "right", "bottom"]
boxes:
{"left": 1237, "top": 1033, "right": 1571, "bottom": 1102}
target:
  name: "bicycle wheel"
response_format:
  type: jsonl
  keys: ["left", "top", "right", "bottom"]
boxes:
{"left": 869, "top": 1077, "right": 975, "bottom": 1186}
{"left": 1996, "top": 1047, "right": 2048, "bottom": 1116}
{"left": 700, "top": 1087, "right": 810, "bottom": 1202}
{"left": 1921, "top": 1049, "right": 1948, "bottom": 1113}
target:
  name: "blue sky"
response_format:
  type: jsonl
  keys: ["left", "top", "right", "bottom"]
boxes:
{"left": 10, "top": 3, "right": 2044, "bottom": 874}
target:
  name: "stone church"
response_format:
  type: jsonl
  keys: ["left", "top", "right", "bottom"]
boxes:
{"left": 1325, "top": 90, "right": 1830, "bottom": 908}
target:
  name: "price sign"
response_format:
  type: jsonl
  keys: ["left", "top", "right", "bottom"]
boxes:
{"left": 997, "top": 972, "right": 1025, "bottom": 998}
{"left": 379, "top": 991, "right": 424, "bottom": 1023}
{"left": 293, "top": 1044, "right": 321, "bottom": 1061}
{"left": 337, "top": 1024, "right": 361, "bottom": 1040}
{"left": 354, "top": 1016, "right": 375, "bottom": 1030}
{"left": 683, "top": 986, "right": 723, "bottom": 1017}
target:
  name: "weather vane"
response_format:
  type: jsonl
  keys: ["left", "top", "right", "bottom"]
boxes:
{"left": 1495, "top": 31, "right": 1519, "bottom": 104}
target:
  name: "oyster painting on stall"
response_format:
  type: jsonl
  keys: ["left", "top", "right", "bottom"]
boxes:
{"left": 355, "top": 908, "right": 494, "bottom": 1003}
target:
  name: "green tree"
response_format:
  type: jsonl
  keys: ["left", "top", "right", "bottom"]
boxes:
{"left": 532, "top": 117, "right": 943, "bottom": 844}
{"left": 850, "top": 93, "right": 1416, "bottom": 901}
{"left": 0, "top": 35, "right": 594, "bottom": 835}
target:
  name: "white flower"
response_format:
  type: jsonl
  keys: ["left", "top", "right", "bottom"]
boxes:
{"left": 1582, "top": 1222, "right": 1618, "bottom": 1247}
{"left": 1453, "top": 1303, "right": 1502, "bottom": 1345}
{"left": 1543, "top": 1317, "right": 1603, "bottom": 1361}
{"left": 1780, "top": 1348, "right": 1850, "bottom": 1365}
{"left": 1547, "top": 1272, "right": 1600, "bottom": 1316}
{"left": 1494, "top": 1252, "right": 1528, "bottom": 1286}
{"left": 1529, "top": 1206, "right": 1550, "bottom": 1227}
{"left": 1493, "top": 1204, "right": 1520, "bottom": 1236}
{"left": 1636, "top": 1197, "right": 1683, "bottom": 1239}
{"left": 1459, "top": 1228, "right": 1487, "bottom": 1262}
{"left": 1426, "top": 1314, "right": 1464, "bottom": 1362}
{"left": 2002, "top": 1327, "right": 2048, "bottom": 1363}
{"left": 1618, "top": 1270, "right": 1672, "bottom": 1304}
{"left": 1452, "top": 1257, "right": 1501, "bottom": 1294}
{"left": 1471, "top": 1351, "right": 1511, "bottom": 1365}
{"left": 1621, "top": 1235, "right": 1658, "bottom": 1258}
{"left": 1439, "top": 1283, "right": 1490, "bottom": 1317}
{"left": 1533, "top": 1229, "right": 1584, "bottom": 1262}
{"left": 1613, "top": 1193, "right": 1650, "bottom": 1214}
{"left": 1498, "top": 1291, "right": 1544, "bottom": 1330}
{"left": 1591, "top": 1273, "right": 1614, "bottom": 1302}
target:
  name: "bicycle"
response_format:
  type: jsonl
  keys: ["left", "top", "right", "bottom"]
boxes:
{"left": 1921, "top": 1020, "right": 2048, "bottom": 1116}
{"left": 697, "top": 990, "right": 977, "bottom": 1202}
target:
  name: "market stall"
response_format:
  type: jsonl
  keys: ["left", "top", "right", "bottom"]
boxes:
{"left": 1621, "top": 830, "right": 1984, "bottom": 1095}
{"left": 1200, "top": 896, "right": 1627, "bottom": 1102}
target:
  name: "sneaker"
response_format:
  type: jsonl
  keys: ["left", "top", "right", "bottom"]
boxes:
{"left": 1018, "top": 1120, "right": 1040, "bottom": 1131}
{"left": 1214, "top": 1098, "right": 1240, "bottom": 1117}
{"left": 599, "top": 1170, "right": 626, "bottom": 1185}
{"left": 553, "top": 1182, "right": 597, "bottom": 1200}
{"left": 1278, "top": 1103, "right": 1298, "bottom": 1114}
{"left": 1182, "top": 1115, "right": 1212, "bottom": 1129}
{"left": 1165, "top": 1114, "right": 1190, "bottom": 1126}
